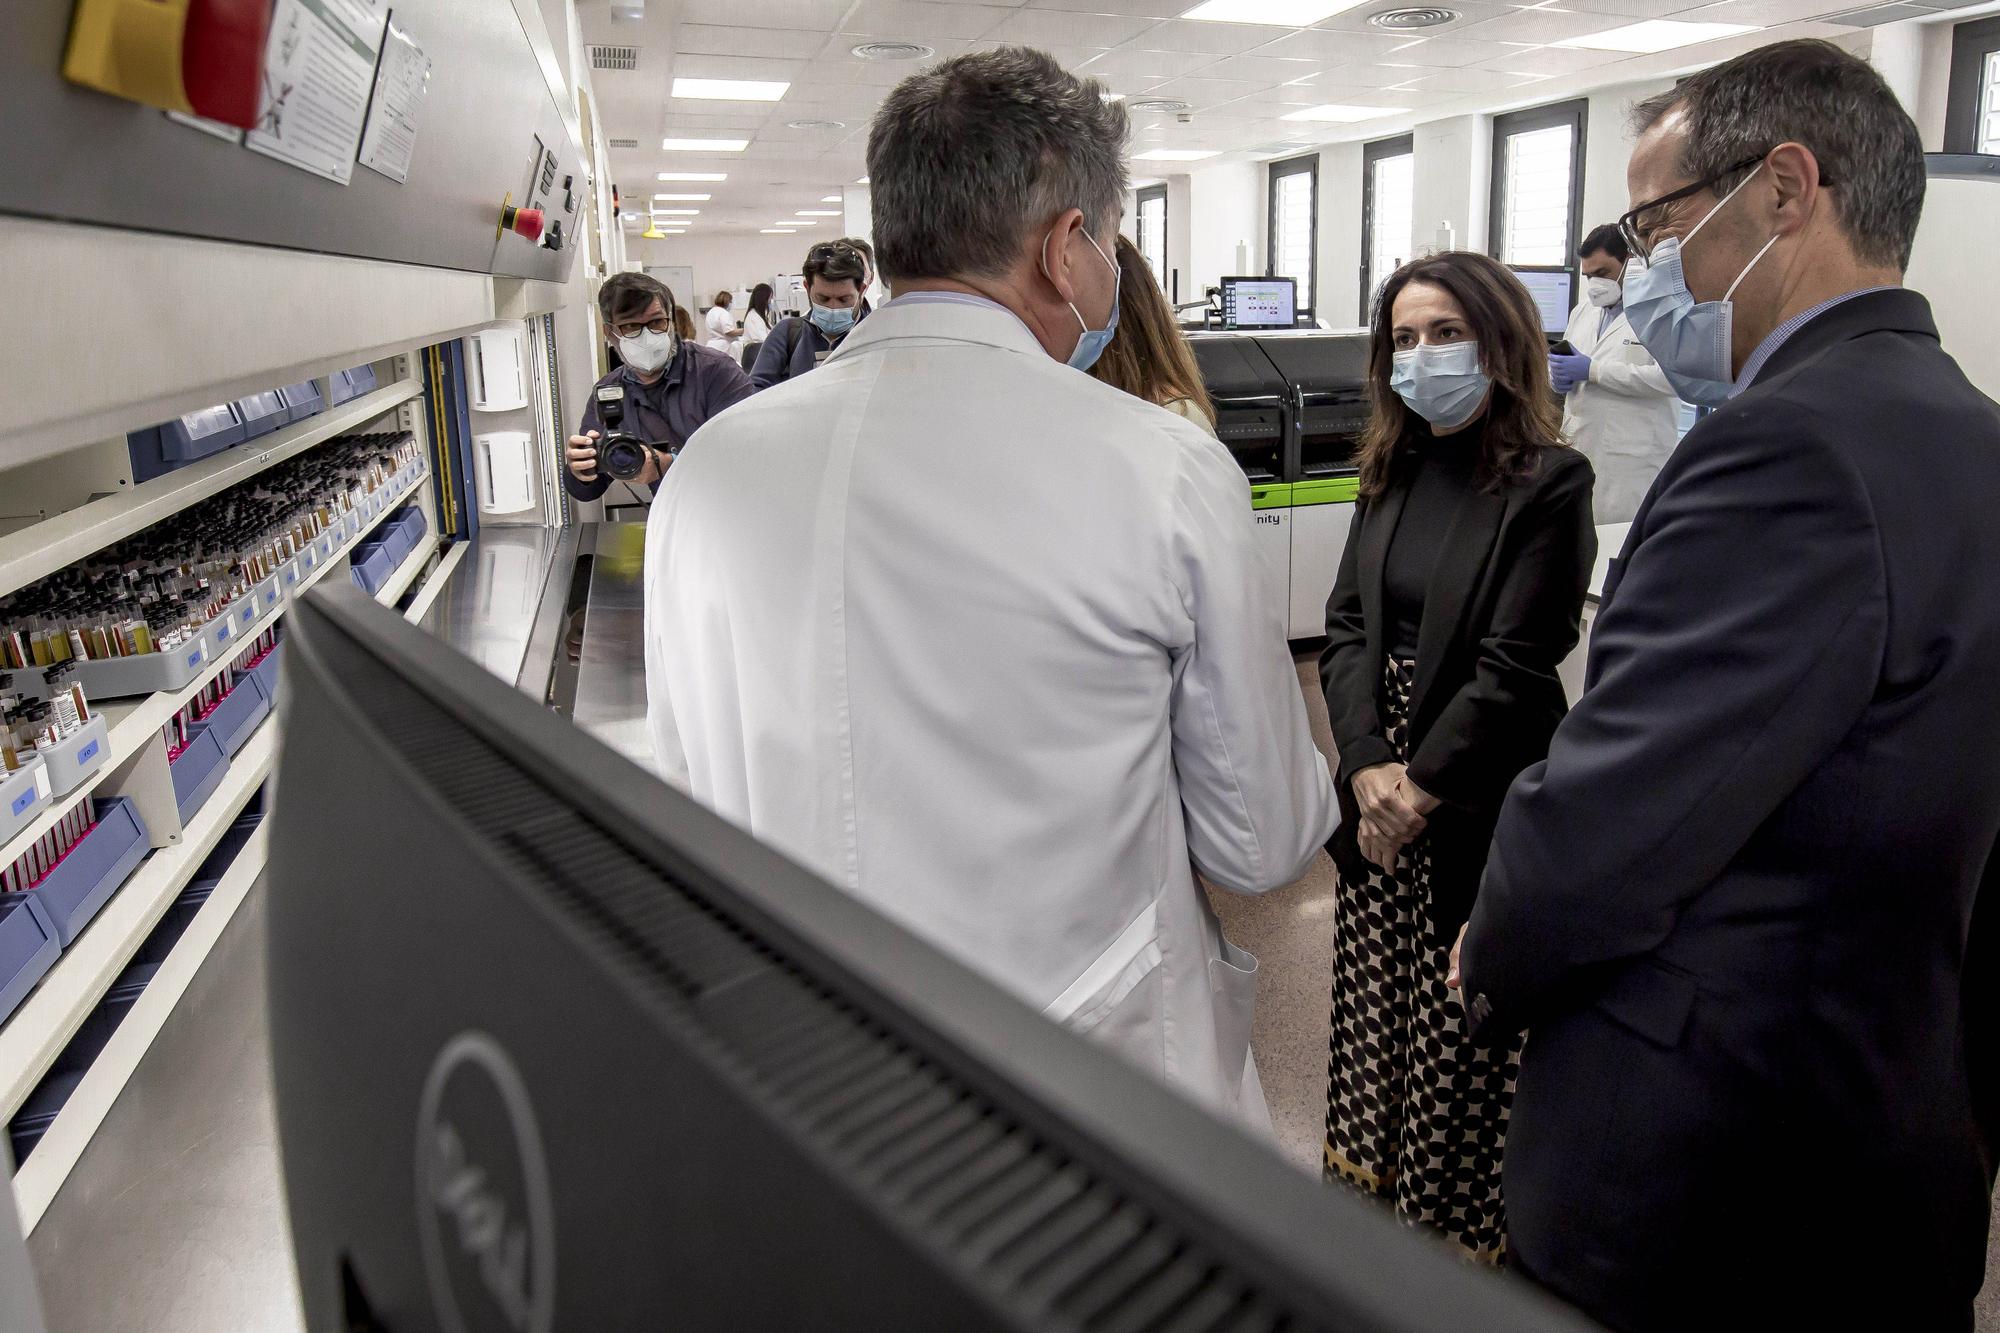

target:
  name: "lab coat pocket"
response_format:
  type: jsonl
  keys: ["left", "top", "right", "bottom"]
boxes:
{"left": 1207, "top": 936, "right": 1260, "bottom": 1082}
{"left": 1045, "top": 902, "right": 1165, "bottom": 1045}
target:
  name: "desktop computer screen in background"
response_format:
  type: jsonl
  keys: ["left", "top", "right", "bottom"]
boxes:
{"left": 1221, "top": 276, "right": 1298, "bottom": 330}
{"left": 1511, "top": 269, "right": 1576, "bottom": 336}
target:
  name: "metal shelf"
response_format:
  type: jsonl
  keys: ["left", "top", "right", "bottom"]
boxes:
{"left": 0, "top": 379, "right": 419, "bottom": 598}
{"left": 0, "top": 725, "right": 275, "bottom": 1126}
{"left": 0, "top": 467, "right": 432, "bottom": 874}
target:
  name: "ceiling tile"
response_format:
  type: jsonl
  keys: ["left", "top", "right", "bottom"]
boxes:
{"left": 1250, "top": 27, "right": 1430, "bottom": 60}
{"left": 1322, "top": 59, "right": 1437, "bottom": 84}
{"left": 1454, "top": 6, "right": 1632, "bottom": 41}
{"left": 813, "top": 48, "right": 971, "bottom": 85}
{"left": 1123, "top": 19, "right": 1287, "bottom": 55}
{"left": 1401, "top": 64, "right": 1543, "bottom": 90}
{"left": 1140, "top": 74, "right": 1281, "bottom": 104}
{"left": 1376, "top": 34, "right": 1517, "bottom": 64}
{"left": 1257, "top": 76, "right": 1358, "bottom": 103}
{"left": 961, "top": 41, "right": 1114, "bottom": 66}
{"left": 673, "top": 25, "right": 835, "bottom": 60}
{"left": 674, "top": 0, "right": 854, "bottom": 27}
{"left": 1474, "top": 42, "right": 1625, "bottom": 72}
{"left": 838, "top": 0, "right": 1016, "bottom": 40}
{"left": 1025, "top": 0, "right": 1185, "bottom": 13}
{"left": 1197, "top": 52, "right": 1327, "bottom": 80}
{"left": 1555, "top": 0, "right": 1718, "bottom": 13}
{"left": 782, "top": 82, "right": 897, "bottom": 111}
{"left": 670, "top": 53, "right": 810, "bottom": 83}
{"left": 980, "top": 9, "right": 1162, "bottom": 46}
{"left": 1076, "top": 46, "right": 1227, "bottom": 78}
{"left": 1676, "top": 0, "right": 1853, "bottom": 20}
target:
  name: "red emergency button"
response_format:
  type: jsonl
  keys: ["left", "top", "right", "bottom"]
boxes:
{"left": 501, "top": 204, "right": 545, "bottom": 243}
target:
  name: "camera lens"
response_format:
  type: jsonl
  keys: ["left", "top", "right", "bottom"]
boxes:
{"left": 600, "top": 437, "right": 650, "bottom": 481}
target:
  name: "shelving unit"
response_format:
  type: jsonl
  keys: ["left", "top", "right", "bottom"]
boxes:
{"left": 0, "top": 368, "right": 446, "bottom": 1230}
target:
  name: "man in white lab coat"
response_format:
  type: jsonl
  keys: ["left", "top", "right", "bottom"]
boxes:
{"left": 1550, "top": 224, "right": 1683, "bottom": 523}
{"left": 643, "top": 47, "right": 1337, "bottom": 1131}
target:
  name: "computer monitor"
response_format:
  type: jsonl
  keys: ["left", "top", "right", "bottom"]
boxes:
{"left": 1510, "top": 268, "right": 1575, "bottom": 336}
{"left": 1220, "top": 276, "right": 1298, "bottom": 330}
{"left": 266, "top": 585, "right": 1595, "bottom": 1332}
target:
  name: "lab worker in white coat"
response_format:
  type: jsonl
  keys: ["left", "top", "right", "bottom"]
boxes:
{"left": 1551, "top": 224, "right": 1682, "bottom": 523}
{"left": 643, "top": 48, "right": 1337, "bottom": 1133}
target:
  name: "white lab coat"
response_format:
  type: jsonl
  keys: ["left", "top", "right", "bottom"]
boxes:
{"left": 741, "top": 308, "right": 775, "bottom": 343}
{"left": 643, "top": 298, "right": 1337, "bottom": 1131}
{"left": 703, "top": 304, "right": 740, "bottom": 350}
{"left": 1559, "top": 299, "right": 1681, "bottom": 524}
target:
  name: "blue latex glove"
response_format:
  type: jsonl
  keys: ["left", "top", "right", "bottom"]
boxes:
{"left": 1549, "top": 351, "right": 1590, "bottom": 395}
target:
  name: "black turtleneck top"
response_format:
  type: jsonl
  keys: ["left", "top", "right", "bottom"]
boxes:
{"left": 1383, "top": 417, "right": 1485, "bottom": 658}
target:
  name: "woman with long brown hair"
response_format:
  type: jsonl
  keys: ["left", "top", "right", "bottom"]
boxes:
{"left": 1089, "top": 236, "right": 1215, "bottom": 435}
{"left": 1318, "top": 251, "right": 1595, "bottom": 1259}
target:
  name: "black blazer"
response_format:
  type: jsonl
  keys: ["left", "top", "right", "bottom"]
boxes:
{"left": 1319, "top": 436, "right": 1595, "bottom": 941}
{"left": 1462, "top": 290, "right": 2000, "bottom": 1330}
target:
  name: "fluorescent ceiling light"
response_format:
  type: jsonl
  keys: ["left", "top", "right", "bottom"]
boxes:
{"left": 821, "top": 194, "right": 842, "bottom": 202}
{"left": 672, "top": 77, "right": 790, "bottom": 101}
{"left": 779, "top": 219, "right": 818, "bottom": 225}
{"left": 856, "top": 175, "right": 869, "bottom": 184}
{"left": 1133, "top": 148, "right": 1219, "bottom": 161}
{"left": 1283, "top": 103, "right": 1398, "bottom": 122}
{"left": 1102, "top": 92, "right": 1125, "bottom": 101}
{"left": 761, "top": 228, "right": 798, "bottom": 234}
{"left": 654, "top": 208, "right": 700, "bottom": 214}
{"left": 1180, "top": 0, "right": 1367, "bottom": 24}
{"left": 1555, "top": 18, "right": 1757, "bottom": 51}
{"left": 661, "top": 137, "right": 749, "bottom": 152}
{"left": 797, "top": 210, "right": 841, "bottom": 217}
{"left": 653, "top": 193, "right": 711, "bottom": 201}
{"left": 658, "top": 171, "right": 727, "bottom": 181}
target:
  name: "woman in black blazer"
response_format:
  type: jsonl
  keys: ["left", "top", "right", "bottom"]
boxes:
{"left": 1318, "top": 251, "right": 1595, "bottom": 1261}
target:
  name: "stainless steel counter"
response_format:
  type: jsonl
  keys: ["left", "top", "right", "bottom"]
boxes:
{"left": 417, "top": 525, "right": 574, "bottom": 697}
{"left": 569, "top": 522, "right": 655, "bottom": 772}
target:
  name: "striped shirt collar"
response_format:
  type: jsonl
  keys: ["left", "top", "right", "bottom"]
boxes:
{"left": 1735, "top": 286, "right": 1898, "bottom": 393}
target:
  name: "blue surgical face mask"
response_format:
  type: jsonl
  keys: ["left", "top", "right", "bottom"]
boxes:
{"left": 1043, "top": 225, "right": 1120, "bottom": 371}
{"left": 808, "top": 303, "right": 856, "bottom": 336}
{"left": 1622, "top": 164, "right": 1779, "bottom": 389}
{"left": 1390, "top": 340, "right": 1489, "bottom": 429}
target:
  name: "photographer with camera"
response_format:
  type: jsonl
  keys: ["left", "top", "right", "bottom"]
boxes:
{"left": 565, "top": 273, "right": 755, "bottom": 502}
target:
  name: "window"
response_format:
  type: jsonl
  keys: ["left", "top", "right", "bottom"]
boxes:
{"left": 1489, "top": 100, "right": 1587, "bottom": 269}
{"left": 1135, "top": 184, "right": 1168, "bottom": 294}
{"left": 1360, "top": 135, "right": 1414, "bottom": 323}
{"left": 1267, "top": 154, "right": 1318, "bottom": 315}
{"left": 1946, "top": 16, "right": 2000, "bottom": 154}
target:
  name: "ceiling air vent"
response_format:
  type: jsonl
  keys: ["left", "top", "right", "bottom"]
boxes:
{"left": 1129, "top": 97, "right": 1194, "bottom": 114}
{"left": 588, "top": 44, "right": 640, "bottom": 72}
{"left": 1368, "top": 7, "right": 1461, "bottom": 29}
{"left": 608, "top": 137, "right": 639, "bottom": 150}
{"left": 851, "top": 41, "right": 935, "bottom": 62}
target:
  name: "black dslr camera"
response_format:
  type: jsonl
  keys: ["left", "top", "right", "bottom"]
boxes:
{"left": 594, "top": 386, "right": 678, "bottom": 481}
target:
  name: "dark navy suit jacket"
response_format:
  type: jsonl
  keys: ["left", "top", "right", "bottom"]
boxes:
{"left": 1463, "top": 289, "right": 2000, "bottom": 1331}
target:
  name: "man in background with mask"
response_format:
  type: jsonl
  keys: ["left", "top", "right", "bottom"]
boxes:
{"left": 1452, "top": 39, "right": 2000, "bottom": 1331}
{"left": 1549, "top": 223, "right": 1682, "bottom": 522}
{"left": 565, "top": 273, "right": 754, "bottom": 503}
{"left": 642, "top": 47, "right": 1335, "bottom": 1128}
{"left": 748, "top": 241, "right": 869, "bottom": 389}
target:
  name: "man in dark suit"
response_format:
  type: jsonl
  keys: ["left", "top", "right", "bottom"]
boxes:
{"left": 1451, "top": 40, "right": 2000, "bottom": 1331}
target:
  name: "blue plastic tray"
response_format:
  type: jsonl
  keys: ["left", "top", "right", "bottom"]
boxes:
{"left": 246, "top": 642, "right": 284, "bottom": 704}
{"left": 32, "top": 796, "right": 150, "bottom": 946}
{"left": 170, "top": 726, "right": 230, "bottom": 824}
{"left": 350, "top": 541, "right": 398, "bottom": 597}
{"left": 0, "top": 894, "right": 59, "bottom": 1025}
{"left": 0, "top": 757, "right": 50, "bottom": 845}
{"left": 198, "top": 677, "right": 270, "bottom": 758}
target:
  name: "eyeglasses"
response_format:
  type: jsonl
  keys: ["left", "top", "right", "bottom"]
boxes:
{"left": 1617, "top": 152, "right": 1774, "bottom": 263}
{"left": 612, "top": 316, "right": 675, "bottom": 339}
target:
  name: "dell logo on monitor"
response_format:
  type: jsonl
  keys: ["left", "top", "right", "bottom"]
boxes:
{"left": 415, "top": 1032, "right": 556, "bottom": 1333}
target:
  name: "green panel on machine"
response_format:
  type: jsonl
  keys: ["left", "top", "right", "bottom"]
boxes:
{"left": 1250, "top": 482, "right": 1294, "bottom": 511}
{"left": 1292, "top": 477, "right": 1360, "bottom": 506}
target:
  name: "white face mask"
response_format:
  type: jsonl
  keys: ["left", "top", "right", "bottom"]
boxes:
{"left": 1585, "top": 276, "right": 1622, "bottom": 308}
{"left": 617, "top": 326, "right": 678, "bottom": 373}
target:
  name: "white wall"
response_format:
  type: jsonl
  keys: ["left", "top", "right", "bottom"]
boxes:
{"left": 626, "top": 232, "right": 819, "bottom": 312}
{"left": 1186, "top": 160, "right": 1265, "bottom": 298}
{"left": 1166, "top": 175, "right": 1194, "bottom": 307}
{"left": 1411, "top": 114, "right": 1491, "bottom": 261}
{"left": 1582, "top": 78, "right": 1677, "bottom": 240}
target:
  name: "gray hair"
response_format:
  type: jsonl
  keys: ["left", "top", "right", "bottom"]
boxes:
{"left": 867, "top": 47, "right": 1129, "bottom": 283}
{"left": 1630, "top": 38, "right": 1925, "bottom": 269}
